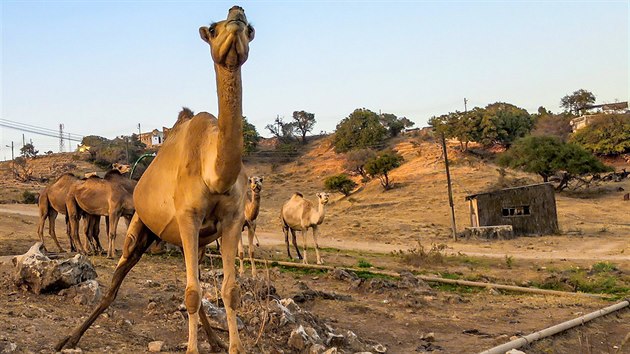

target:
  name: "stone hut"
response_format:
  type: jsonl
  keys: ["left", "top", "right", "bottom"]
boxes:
{"left": 465, "top": 183, "right": 559, "bottom": 236}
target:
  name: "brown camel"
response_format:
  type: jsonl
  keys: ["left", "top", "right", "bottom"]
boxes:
{"left": 37, "top": 166, "right": 126, "bottom": 253}
{"left": 281, "top": 192, "right": 330, "bottom": 265}
{"left": 56, "top": 6, "right": 254, "bottom": 354}
{"left": 66, "top": 166, "right": 135, "bottom": 258}
{"left": 238, "top": 176, "right": 263, "bottom": 276}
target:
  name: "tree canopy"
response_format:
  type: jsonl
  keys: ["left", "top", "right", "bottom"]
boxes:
{"left": 498, "top": 135, "right": 611, "bottom": 190}
{"left": 81, "top": 134, "right": 146, "bottom": 169}
{"left": 242, "top": 116, "right": 261, "bottom": 154}
{"left": 560, "top": 89, "right": 596, "bottom": 116}
{"left": 291, "top": 110, "right": 316, "bottom": 144}
{"left": 364, "top": 151, "right": 403, "bottom": 190}
{"left": 429, "top": 102, "right": 533, "bottom": 149}
{"left": 569, "top": 114, "right": 630, "bottom": 155}
{"left": 379, "top": 113, "right": 415, "bottom": 137}
{"left": 324, "top": 174, "right": 357, "bottom": 196}
{"left": 333, "top": 108, "right": 388, "bottom": 153}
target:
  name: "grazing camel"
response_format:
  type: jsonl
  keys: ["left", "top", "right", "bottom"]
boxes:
{"left": 56, "top": 6, "right": 254, "bottom": 354}
{"left": 66, "top": 166, "right": 136, "bottom": 258}
{"left": 281, "top": 192, "right": 330, "bottom": 265}
{"left": 238, "top": 176, "right": 263, "bottom": 276}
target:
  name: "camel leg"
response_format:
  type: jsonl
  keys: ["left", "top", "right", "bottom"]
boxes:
{"left": 66, "top": 199, "right": 87, "bottom": 254}
{"left": 47, "top": 210, "right": 65, "bottom": 253}
{"left": 107, "top": 213, "right": 120, "bottom": 259}
{"left": 91, "top": 215, "right": 105, "bottom": 254}
{"left": 312, "top": 226, "right": 323, "bottom": 265}
{"left": 291, "top": 228, "right": 302, "bottom": 260}
{"left": 237, "top": 227, "right": 245, "bottom": 276}
{"left": 247, "top": 223, "right": 257, "bottom": 277}
{"left": 283, "top": 225, "right": 292, "bottom": 259}
{"left": 220, "top": 220, "right": 245, "bottom": 353}
{"left": 65, "top": 213, "right": 76, "bottom": 252}
{"left": 36, "top": 197, "right": 48, "bottom": 249}
{"left": 82, "top": 216, "right": 96, "bottom": 255}
{"left": 177, "top": 215, "right": 203, "bottom": 354}
{"left": 301, "top": 229, "right": 309, "bottom": 264}
{"left": 55, "top": 215, "right": 156, "bottom": 351}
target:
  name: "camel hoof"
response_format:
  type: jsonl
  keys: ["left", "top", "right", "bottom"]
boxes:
{"left": 55, "top": 335, "right": 75, "bottom": 351}
{"left": 317, "top": 260, "right": 324, "bottom": 265}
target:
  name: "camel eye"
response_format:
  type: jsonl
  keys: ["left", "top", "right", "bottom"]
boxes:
{"left": 209, "top": 24, "right": 217, "bottom": 37}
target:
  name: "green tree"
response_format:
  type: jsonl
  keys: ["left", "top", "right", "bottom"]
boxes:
{"left": 498, "top": 136, "right": 611, "bottom": 191}
{"left": 479, "top": 102, "right": 533, "bottom": 147}
{"left": 344, "top": 148, "right": 376, "bottom": 180}
{"left": 20, "top": 143, "right": 39, "bottom": 158}
{"left": 81, "top": 134, "right": 146, "bottom": 169}
{"left": 324, "top": 174, "right": 358, "bottom": 196}
{"left": 570, "top": 114, "right": 630, "bottom": 155}
{"left": 379, "top": 113, "right": 415, "bottom": 137}
{"left": 242, "top": 116, "right": 261, "bottom": 154}
{"left": 265, "top": 116, "right": 295, "bottom": 143}
{"left": 364, "top": 151, "right": 404, "bottom": 190}
{"left": 292, "top": 110, "right": 316, "bottom": 144}
{"left": 560, "top": 89, "right": 596, "bottom": 116}
{"left": 333, "top": 108, "right": 388, "bottom": 153}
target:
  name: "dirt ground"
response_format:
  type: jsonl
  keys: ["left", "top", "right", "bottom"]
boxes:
{"left": 0, "top": 205, "right": 628, "bottom": 354}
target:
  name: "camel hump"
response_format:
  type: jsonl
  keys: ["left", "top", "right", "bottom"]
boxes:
{"left": 293, "top": 192, "right": 303, "bottom": 198}
{"left": 176, "top": 107, "right": 194, "bottom": 125}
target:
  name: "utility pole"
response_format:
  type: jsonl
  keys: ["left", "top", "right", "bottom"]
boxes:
{"left": 22, "top": 134, "right": 25, "bottom": 148}
{"left": 59, "top": 124, "right": 65, "bottom": 153}
{"left": 5, "top": 142, "right": 14, "bottom": 160}
{"left": 464, "top": 97, "right": 468, "bottom": 113}
{"left": 441, "top": 133, "right": 458, "bottom": 241}
{"left": 138, "top": 123, "right": 141, "bottom": 136}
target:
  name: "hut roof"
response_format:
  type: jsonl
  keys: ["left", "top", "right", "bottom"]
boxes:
{"left": 464, "top": 183, "right": 553, "bottom": 201}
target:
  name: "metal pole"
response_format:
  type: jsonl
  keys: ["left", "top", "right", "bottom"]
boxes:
{"left": 441, "top": 133, "right": 457, "bottom": 240}
{"left": 5, "top": 142, "right": 14, "bottom": 160}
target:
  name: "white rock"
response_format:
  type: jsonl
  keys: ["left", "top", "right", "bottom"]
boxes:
{"left": 505, "top": 350, "right": 526, "bottom": 354}
{"left": 147, "top": 340, "right": 164, "bottom": 352}
{"left": 309, "top": 343, "right": 326, "bottom": 354}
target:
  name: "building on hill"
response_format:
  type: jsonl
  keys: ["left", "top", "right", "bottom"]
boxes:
{"left": 570, "top": 101, "right": 629, "bottom": 132}
{"left": 139, "top": 127, "right": 171, "bottom": 148}
{"left": 465, "top": 183, "right": 559, "bottom": 236}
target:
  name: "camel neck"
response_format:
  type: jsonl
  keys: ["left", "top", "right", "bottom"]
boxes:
{"left": 213, "top": 64, "right": 244, "bottom": 191}
{"left": 316, "top": 202, "right": 326, "bottom": 225}
{"left": 247, "top": 191, "right": 261, "bottom": 219}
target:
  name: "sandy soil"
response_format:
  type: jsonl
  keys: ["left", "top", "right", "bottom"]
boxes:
{"left": 0, "top": 205, "right": 628, "bottom": 354}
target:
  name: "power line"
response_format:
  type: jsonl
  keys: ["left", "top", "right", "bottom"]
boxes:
{"left": 0, "top": 121, "right": 83, "bottom": 142}
{"left": 0, "top": 118, "right": 84, "bottom": 141}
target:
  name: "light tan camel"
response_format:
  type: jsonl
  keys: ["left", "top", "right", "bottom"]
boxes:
{"left": 66, "top": 166, "right": 135, "bottom": 258}
{"left": 281, "top": 192, "right": 330, "bottom": 265}
{"left": 238, "top": 176, "right": 263, "bottom": 276}
{"left": 56, "top": 6, "right": 254, "bottom": 354}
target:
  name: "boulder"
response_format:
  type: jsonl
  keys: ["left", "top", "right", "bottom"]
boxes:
{"left": 13, "top": 243, "right": 97, "bottom": 294}
{"left": 58, "top": 279, "right": 102, "bottom": 305}
{"left": 147, "top": 341, "right": 164, "bottom": 352}
{"left": 201, "top": 298, "right": 244, "bottom": 331}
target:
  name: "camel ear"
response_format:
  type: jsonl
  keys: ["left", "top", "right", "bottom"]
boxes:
{"left": 260, "top": 176, "right": 264, "bottom": 183}
{"left": 248, "top": 177, "right": 253, "bottom": 183}
{"left": 316, "top": 193, "right": 321, "bottom": 198}
{"left": 199, "top": 26, "right": 211, "bottom": 44}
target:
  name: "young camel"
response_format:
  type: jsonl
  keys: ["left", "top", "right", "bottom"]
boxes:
{"left": 238, "top": 176, "right": 263, "bottom": 276}
{"left": 281, "top": 192, "right": 330, "bottom": 265}
{"left": 56, "top": 6, "right": 254, "bottom": 354}
{"left": 65, "top": 166, "right": 136, "bottom": 258}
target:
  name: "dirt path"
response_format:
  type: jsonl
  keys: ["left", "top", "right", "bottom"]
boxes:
{"left": 3, "top": 204, "right": 628, "bottom": 263}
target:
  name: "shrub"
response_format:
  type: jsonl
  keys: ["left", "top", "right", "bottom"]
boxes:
{"left": 22, "top": 190, "right": 38, "bottom": 204}
{"left": 364, "top": 151, "right": 404, "bottom": 190}
{"left": 324, "top": 174, "right": 357, "bottom": 196}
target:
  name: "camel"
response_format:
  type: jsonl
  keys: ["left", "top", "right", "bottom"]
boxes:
{"left": 281, "top": 192, "right": 330, "bottom": 265}
{"left": 238, "top": 176, "right": 263, "bottom": 276}
{"left": 56, "top": 6, "right": 254, "bottom": 354}
{"left": 36, "top": 164, "right": 129, "bottom": 253}
{"left": 66, "top": 166, "right": 136, "bottom": 258}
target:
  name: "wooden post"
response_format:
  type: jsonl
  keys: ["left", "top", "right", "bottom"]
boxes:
{"left": 441, "top": 133, "right": 457, "bottom": 240}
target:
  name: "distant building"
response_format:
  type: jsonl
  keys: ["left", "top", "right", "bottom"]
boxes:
{"left": 139, "top": 127, "right": 171, "bottom": 148}
{"left": 570, "top": 101, "right": 629, "bottom": 132}
{"left": 465, "top": 183, "right": 559, "bottom": 236}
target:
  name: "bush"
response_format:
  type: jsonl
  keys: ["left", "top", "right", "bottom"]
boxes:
{"left": 22, "top": 190, "right": 38, "bottom": 204}
{"left": 570, "top": 114, "right": 630, "bottom": 155}
{"left": 364, "top": 151, "right": 404, "bottom": 190}
{"left": 324, "top": 174, "right": 357, "bottom": 196}
{"left": 333, "top": 108, "right": 387, "bottom": 153}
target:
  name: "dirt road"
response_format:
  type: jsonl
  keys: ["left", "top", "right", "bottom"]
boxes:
{"left": 3, "top": 204, "right": 628, "bottom": 263}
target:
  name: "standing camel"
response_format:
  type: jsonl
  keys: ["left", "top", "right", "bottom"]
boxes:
{"left": 66, "top": 167, "right": 136, "bottom": 258}
{"left": 238, "top": 176, "right": 263, "bottom": 276}
{"left": 56, "top": 6, "right": 254, "bottom": 354}
{"left": 281, "top": 192, "right": 330, "bottom": 265}
{"left": 37, "top": 165, "right": 127, "bottom": 253}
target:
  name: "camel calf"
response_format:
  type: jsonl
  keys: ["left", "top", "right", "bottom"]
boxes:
{"left": 238, "top": 176, "right": 263, "bottom": 276}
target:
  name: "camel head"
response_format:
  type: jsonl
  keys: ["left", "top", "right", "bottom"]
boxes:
{"left": 112, "top": 163, "right": 131, "bottom": 175}
{"left": 199, "top": 6, "right": 255, "bottom": 70}
{"left": 316, "top": 192, "right": 330, "bottom": 205}
{"left": 249, "top": 176, "right": 263, "bottom": 193}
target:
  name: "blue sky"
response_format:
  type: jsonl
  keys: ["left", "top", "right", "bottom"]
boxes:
{"left": 1, "top": 1, "right": 628, "bottom": 157}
